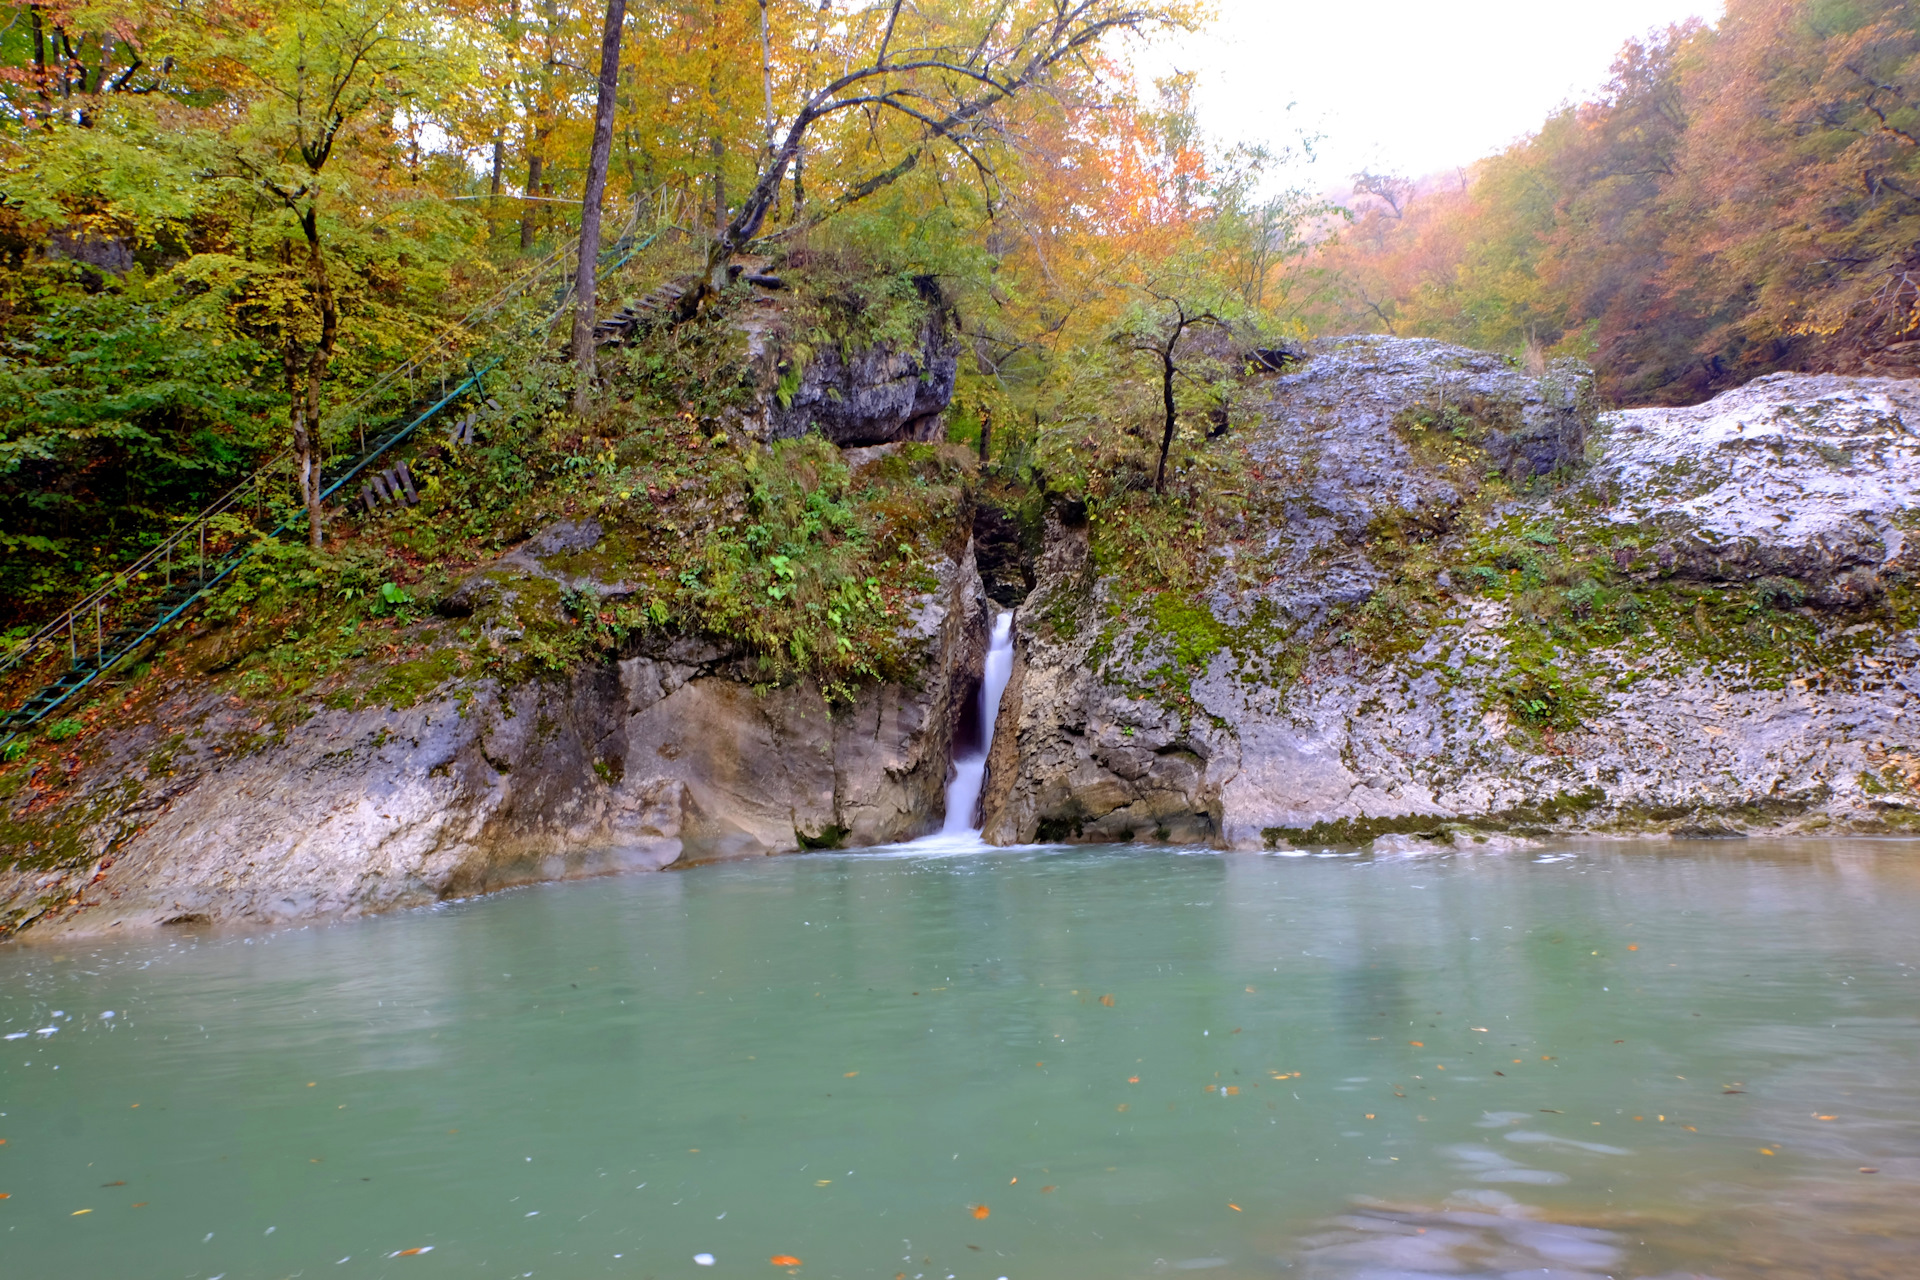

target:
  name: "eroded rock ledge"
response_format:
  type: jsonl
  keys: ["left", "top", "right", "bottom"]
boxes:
{"left": 1, "top": 531, "right": 987, "bottom": 937}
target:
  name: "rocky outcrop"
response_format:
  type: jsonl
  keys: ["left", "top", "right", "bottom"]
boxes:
{"left": 764, "top": 285, "right": 958, "bottom": 446}
{"left": 1, "top": 525, "right": 988, "bottom": 936}
{"left": 982, "top": 336, "right": 1920, "bottom": 848}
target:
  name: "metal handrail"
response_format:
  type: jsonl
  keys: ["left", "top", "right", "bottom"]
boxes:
{"left": 0, "top": 193, "right": 678, "bottom": 738}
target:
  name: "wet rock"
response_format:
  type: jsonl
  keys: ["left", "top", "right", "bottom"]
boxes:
{"left": 981, "top": 338, "right": 1920, "bottom": 848}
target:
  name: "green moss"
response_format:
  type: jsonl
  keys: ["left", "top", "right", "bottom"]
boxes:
{"left": 366, "top": 648, "right": 466, "bottom": 710}
{"left": 1, "top": 777, "right": 146, "bottom": 878}
{"left": 796, "top": 823, "right": 849, "bottom": 849}
{"left": 1261, "top": 787, "right": 1607, "bottom": 850}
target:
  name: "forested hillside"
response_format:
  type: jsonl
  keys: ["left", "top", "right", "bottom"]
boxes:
{"left": 1303, "top": 0, "right": 1920, "bottom": 405}
{"left": 0, "top": 0, "right": 1305, "bottom": 642}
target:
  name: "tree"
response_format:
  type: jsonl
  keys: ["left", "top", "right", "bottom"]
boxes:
{"left": 210, "top": 0, "right": 452, "bottom": 549}
{"left": 710, "top": 0, "right": 1194, "bottom": 279}
{"left": 569, "top": 0, "right": 625, "bottom": 413}
{"left": 1116, "top": 292, "right": 1230, "bottom": 493}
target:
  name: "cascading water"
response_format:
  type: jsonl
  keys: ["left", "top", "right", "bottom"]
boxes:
{"left": 936, "top": 610, "right": 1015, "bottom": 837}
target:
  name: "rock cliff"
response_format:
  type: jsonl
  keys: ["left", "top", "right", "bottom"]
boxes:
{"left": 981, "top": 337, "right": 1920, "bottom": 849}
{"left": 0, "top": 526, "right": 987, "bottom": 935}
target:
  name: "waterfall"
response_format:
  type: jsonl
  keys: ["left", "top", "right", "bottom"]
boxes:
{"left": 939, "top": 610, "right": 1015, "bottom": 836}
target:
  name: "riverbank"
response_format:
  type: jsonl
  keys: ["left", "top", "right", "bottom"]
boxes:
{"left": 7, "top": 337, "right": 1920, "bottom": 938}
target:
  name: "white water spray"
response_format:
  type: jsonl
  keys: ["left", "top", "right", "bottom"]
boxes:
{"left": 938, "top": 610, "right": 1015, "bottom": 837}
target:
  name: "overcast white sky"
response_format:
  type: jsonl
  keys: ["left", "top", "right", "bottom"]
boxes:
{"left": 1140, "top": 0, "right": 1725, "bottom": 184}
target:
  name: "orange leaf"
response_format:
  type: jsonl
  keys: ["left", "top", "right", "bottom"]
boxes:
{"left": 1127, "top": 1076, "right": 1139, "bottom": 1083}
{"left": 1627, "top": 944, "right": 1639, "bottom": 951}
{"left": 1227, "top": 1203, "right": 1242, "bottom": 1211}
{"left": 972, "top": 1205, "right": 990, "bottom": 1219}
{"left": 1041, "top": 1185, "right": 1056, "bottom": 1193}
{"left": 770, "top": 1255, "right": 803, "bottom": 1267}
{"left": 1409, "top": 1041, "right": 1423, "bottom": 1047}
{"left": 1224, "top": 1086, "right": 1239, "bottom": 1096}
{"left": 395, "top": 1247, "right": 432, "bottom": 1256}
{"left": 1099, "top": 994, "right": 1115, "bottom": 1007}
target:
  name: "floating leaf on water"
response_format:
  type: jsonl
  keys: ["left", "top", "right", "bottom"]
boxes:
{"left": 1410, "top": 1041, "right": 1423, "bottom": 1047}
{"left": 769, "top": 1255, "right": 802, "bottom": 1267}
{"left": 1041, "top": 1185, "right": 1056, "bottom": 1193}
{"left": 1227, "top": 1203, "right": 1242, "bottom": 1211}
{"left": 1128, "top": 1076, "right": 1139, "bottom": 1083}
{"left": 71, "top": 1209, "right": 91, "bottom": 1215}
{"left": 972, "top": 1205, "right": 990, "bottom": 1219}
{"left": 391, "top": 1247, "right": 433, "bottom": 1257}
{"left": 843, "top": 1071, "right": 858, "bottom": 1078}
{"left": 1099, "top": 995, "right": 1115, "bottom": 1007}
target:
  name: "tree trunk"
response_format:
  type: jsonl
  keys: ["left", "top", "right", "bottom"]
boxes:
{"left": 488, "top": 132, "right": 504, "bottom": 238}
{"left": 520, "top": 149, "right": 543, "bottom": 250}
{"left": 298, "top": 204, "right": 338, "bottom": 550}
{"left": 978, "top": 404, "right": 992, "bottom": 463}
{"left": 571, "top": 0, "right": 628, "bottom": 416}
{"left": 758, "top": 0, "right": 775, "bottom": 164}
{"left": 1155, "top": 346, "right": 1177, "bottom": 494}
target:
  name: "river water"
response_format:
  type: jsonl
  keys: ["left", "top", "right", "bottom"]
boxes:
{"left": 2, "top": 840, "right": 1917, "bottom": 1280}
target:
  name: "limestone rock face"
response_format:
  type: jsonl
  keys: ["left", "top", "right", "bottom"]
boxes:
{"left": 981, "top": 337, "right": 1920, "bottom": 850}
{"left": 2, "top": 527, "right": 988, "bottom": 937}
{"left": 765, "top": 298, "right": 958, "bottom": 446}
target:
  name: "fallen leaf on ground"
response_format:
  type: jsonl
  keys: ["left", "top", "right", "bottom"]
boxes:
{"left": 972, "top": 1205, "right": 990, "bottom": 1219}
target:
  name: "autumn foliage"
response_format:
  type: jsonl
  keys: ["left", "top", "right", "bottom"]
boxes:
{"left": 1302, "top": 0, "right": 1920, "bottom": 405}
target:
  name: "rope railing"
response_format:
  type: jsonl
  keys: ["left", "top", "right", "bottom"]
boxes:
{"left": 1, "top": 189, "right": 688, "bottom": 740}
